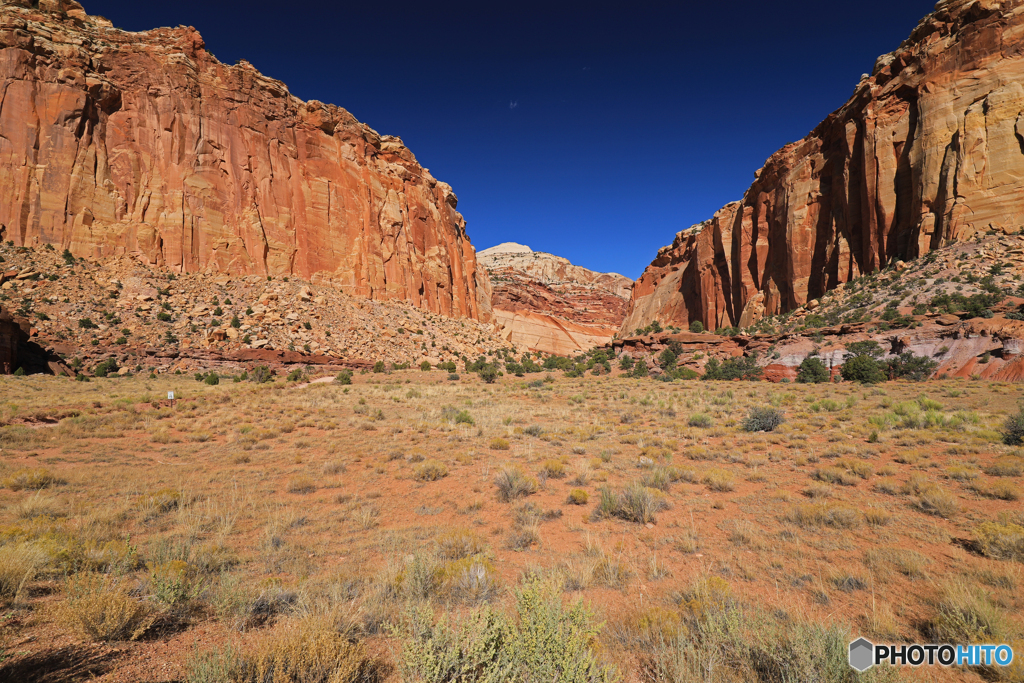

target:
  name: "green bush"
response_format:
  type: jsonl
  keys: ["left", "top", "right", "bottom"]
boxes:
{"left": 741, "top": 407, "right": 784, "bottom": 432}
{"left": 618, "top": 355, "right": 634, "bottom": 370}
{"left": 396, "top": 579, "right": 615, "bottom": 683}
{"left": 420, "top": 361, "right": 432, "bottom": 371}
{"left": 335, "top": 369, "right": 353, "bottom": 385}
{"left": 703, "top": 355, "right": 762, "bottom": 381}
{"left": 886, "top": 352, "right": 937, "bottom": 381}
{"left": 94, "top": 359, "right": 118, "bottom": 378}
{"left": 204, "top": 373, "right": 220, "bottom": 386}
{"left": 1002, "top": 405, "right": 1024, "bottom": 445}
{"left": 841, "top": 354, "right": 885, "bottom": 384}
{"left": 78, "top": 318, "right": 97, "bottom": 329}
{"left": 250, "top": 365, "right": 272, "bottom": 383}
{"left": 478, "top": 366, "right": 499, "bottom": 384}
{"left": 372, "top": 361, "right": 386, "bottom": 373}
{"left": 688, "top": 413, "right": 712, "bottom": 428}
{"left": 796, "top": 357, "right": 829, "bottom": 384}
{"left": 658, "top": 349, "right": 677, "bottom": 370}
{"left": 630, "top": 361, "right": 648, "bottom": 378}
{"left": 494, "top": 467, "right": 538, "bottom": 502}
{"left": 689, "top": 320, "right": 704, "bottom": 333}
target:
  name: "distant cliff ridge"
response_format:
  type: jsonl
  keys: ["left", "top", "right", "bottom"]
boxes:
{"left": 479, "top": 243, "right": 632, "bottom": 354}
{"left": 623, "top": 0, "right": 1024, "bottom": 335}
{"left": 0, "top": 0, "right": 491, "bottom": 322}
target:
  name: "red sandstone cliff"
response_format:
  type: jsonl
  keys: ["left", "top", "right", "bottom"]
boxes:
{"left": 0, "top": 0, "right": 491, "bottom": 322}
{"left": 622, "top": 0, "right": 1024, "bottom": 335}
{"left": 478, "top": 243, "right": 632, "bottom": 354}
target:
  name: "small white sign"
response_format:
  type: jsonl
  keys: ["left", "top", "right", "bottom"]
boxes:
{"left": 167, "top": 391, "right": 175, "bottom": 400}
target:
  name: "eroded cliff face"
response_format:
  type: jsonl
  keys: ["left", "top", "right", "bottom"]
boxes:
{"left": 478, "top": 243, "right": 632, "bottom": 354}
{"left": 0, "top": 0, "right": 491, "bottom": 321}
{"left": 623, "top": 0, "right": 1024, "bottom": 335}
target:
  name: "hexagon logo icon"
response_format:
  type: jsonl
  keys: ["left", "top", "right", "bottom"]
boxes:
{"left": 849, "top": 638, "right": 874, "bottom": 672}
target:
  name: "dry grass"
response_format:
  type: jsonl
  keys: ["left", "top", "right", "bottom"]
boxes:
{"left": 3, "top": 467, "right": 60, "bottom": 491}
{"left": 55, "top": 573, "right": 156, "bottom": 641}
{"left": 1, "top": 365, "right": 1022, "bottom": 678}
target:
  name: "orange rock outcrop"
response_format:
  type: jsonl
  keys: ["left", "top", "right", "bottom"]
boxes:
{"left": 623, "top": 0, "right": 1024, "bottom": 334}
{"left": 478, "top": 243, "right": 632, "bottom": 354}
{"left": 0, "top": 0, "right": 491, "bottom": 321}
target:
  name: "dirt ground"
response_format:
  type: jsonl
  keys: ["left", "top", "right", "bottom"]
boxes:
{"left": 0, "top": 369, "right": 1021, "bottom": 682}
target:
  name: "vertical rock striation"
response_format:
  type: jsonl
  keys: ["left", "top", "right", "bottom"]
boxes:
{"left": 623, "top": 0, "right": 1024, "bottom": 334}
{"left": 0, "top": 0, "right": 491, "bottom": 321}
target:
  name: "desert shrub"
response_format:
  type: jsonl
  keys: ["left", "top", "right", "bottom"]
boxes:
{"left": 741, "top": 407, "right": 784, "bottom": 432}
{"left": 250, "top": 365, "right": 273, "bottom": 383}
{"left": 986, "top": 457, "right": 1024, "bottom": 477}
{"left": 688, "top": 413, "right": 712, "bottom": 428}
{"left": 420, "top": 361, "right": 432, "bottom": 371}
{"left": 702, "top": 469, "right": 735, "bottom": 492}
{"left": 1002, "top": 405, "right": 1024, "bottom": 445}
{"left": 0, "top": 543, "right": 46, "bottom": 603}
{"left": 927, "top": 581, "right": 1013, "bottom": 645}
{"left": 494, "top": 467, "right": 538, "bottom": 502}
{"left": 56, "top": 573, "right": 156, "bottom": 641}
{"left": 94, "top": 358, "right": 119, "bottom": 378}
{"left": 630, "top": 360, "right": 649, "bottom": 378}
{"left": 703, "top": 354, "right": 762, "bottom": 381}
{"left": 786, "top": 503, "right": 861, "bottom": 529}
{"left": 541, "top": 459, "right": 566, "bottom": 478}
{"left": 3, "top": 468, "right": 59, "bottom": 491}
{"left": 489, "top": 437, "right": 510, "bottom": 450}
{"left": 689, "top": 320, "right": 704, "bottom": 333}
{"left": 974, "top": 522, "right": 1024, "bottom": 562}
{"left": 435, "top": 529, "right": 487, "bottom": 561}
{"left": 149, "top": 560, "right": 204, "bottom": 607}
{"left": 796, "top": 357, "right": 830, "bottom": 384}
{"left": 285, "top": 475, "right": 316, "bottom": 494}
{"left": 204, "top": 372, "right": 220, "bottom": 386}
{"left": 976, "top": 480, "right": 1022, "bottom": 501}
{"left": 567, "top": 489, "right": 589, "bottom": 505}
{"left": 605, "top": 481, "right": 669, "bottom": 524}
{"left": 372, "top": 361, "right": 386, "bottom": 373}
{"left": 436, "top": 557, "right": 501, "bottom": 603}
{"left": 813, "top": 467, "right": 858, "bottom": 486}
{"left": 841, "top": 354, "right": 885, "bottom": 384}
{"left": 415, "top": 460, "right": 449, "bottom": 482}
{"left": 643, "top": 576, "right": 879, "bottom": 683}
{"left": 886, "top": 352, "right": 937, "bottom": 381}
{"left": 441, "top": 406, "right": 474, "bottom": 425}
{"left": 397, "top": 579, "right": 615, "bottom": 683}
{"left": 478, "top": 366, "right": 499, "bottom": 384}
{"left": 234, "top": 614, "right": 373, "bottom": 683}
{"left": 864, "top": 509, "right": 892, "bottom": 526}
{"left": 916, "top": 486, "right": 959, "bottom": 518}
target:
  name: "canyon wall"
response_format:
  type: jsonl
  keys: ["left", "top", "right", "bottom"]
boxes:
{"left": 0, "top": 0, "right": 491, "bottom": 321}
{"left": 622, "top": 0, "right": 1024, "bottom": 335}
{"left": 479, "top": 243, "right": 632, "bottom": 354}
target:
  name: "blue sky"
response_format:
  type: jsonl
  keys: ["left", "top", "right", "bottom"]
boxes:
{"left": 86, "top": 0, "right": 936, "bottom": 279}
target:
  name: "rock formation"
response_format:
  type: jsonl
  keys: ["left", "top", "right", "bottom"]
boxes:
{"left": 478, "top": 243, "right": 632, "bottom": 355}
{"left": 0, "top": 0, "right": 491, "bottom": 322}
{"left": 622, "top": 0, "right": 1024, "bottom": 335}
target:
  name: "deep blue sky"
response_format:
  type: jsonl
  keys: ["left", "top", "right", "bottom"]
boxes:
{"left": 86, "top": 0, "right": 935, "bottom": 279}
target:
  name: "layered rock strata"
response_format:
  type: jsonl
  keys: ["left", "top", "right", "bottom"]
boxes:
{"left": 623, "top": 0, "right": 1024, "bottom": 334}
{"left": 478, "top": 243, "right": 632, "bottom": 354}
{"left": 0, "top": 0, "right": 491, "bottom": 321}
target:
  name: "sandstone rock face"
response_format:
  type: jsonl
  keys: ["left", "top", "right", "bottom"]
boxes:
{"left": 613, "top": 315, "right": 1024, "bottom": 384}
{"left": 623, "top": 0, "right": 1024, "bottom": 334}
{"left": 478, "top": 243, "right": 632, "bottom": 354}
{"left": 0, "top": 0, "right": 491, "bottom": 322}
